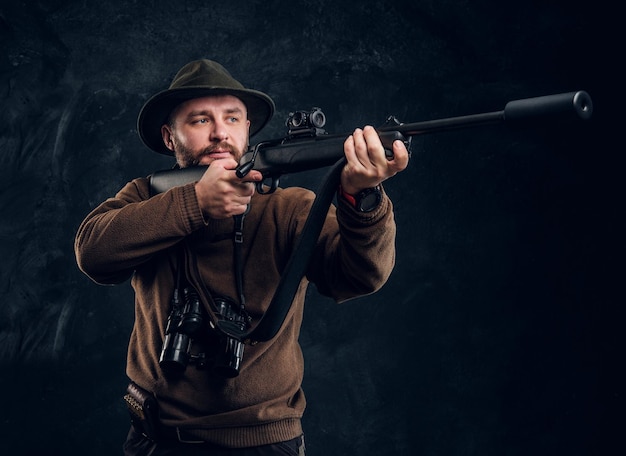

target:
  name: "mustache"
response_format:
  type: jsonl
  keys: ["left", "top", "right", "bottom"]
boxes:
{"left": 188, "top": 142, "right": 240, "bottom": 166}
{"left": 202, "top": 142, "right": 237, "bottom": 155}
{"left": 201, "top": 142, "right": 237, "bottom": 156}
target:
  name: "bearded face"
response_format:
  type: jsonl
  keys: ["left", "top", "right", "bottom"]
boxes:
{"left": 161, "top": 95, "right": 251, "bottom": 168}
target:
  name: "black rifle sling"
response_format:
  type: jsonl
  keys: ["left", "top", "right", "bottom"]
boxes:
{"left": 247, "top": 158, "right": 345, "bottom": 343}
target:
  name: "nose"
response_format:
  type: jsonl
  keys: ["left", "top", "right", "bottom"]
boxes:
{"left": 209, "top": 119, "right": 228, "bottom": 142}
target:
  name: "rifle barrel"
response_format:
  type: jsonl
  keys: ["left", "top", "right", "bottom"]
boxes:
{"left": 381, "top": 90, "right": 592, "bottom": 136}
{"left": 382, "top": 111, "right": 504, "bottom": 136}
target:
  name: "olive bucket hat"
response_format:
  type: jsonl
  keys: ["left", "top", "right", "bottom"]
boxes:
{"left": 137, "top": 59, "right": 275, "bottom": 155}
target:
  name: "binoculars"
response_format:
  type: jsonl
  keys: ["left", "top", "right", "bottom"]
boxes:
{"left": 159, "top": 288, "right": 247, "bottom": 378}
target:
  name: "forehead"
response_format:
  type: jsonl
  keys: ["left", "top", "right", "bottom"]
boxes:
{"left": 171, "top": 94, "right": 248, "bottom": 118}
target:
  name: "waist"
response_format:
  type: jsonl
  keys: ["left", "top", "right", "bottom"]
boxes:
{"left": 146, "top": 418, "right": 304, "bottom": 448}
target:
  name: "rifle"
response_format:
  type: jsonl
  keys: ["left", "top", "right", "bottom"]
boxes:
{"left": 150, "top": 90, "right": 593, "bottom": 345}
{"left": 150, "top": 90, "right": 592, "bottom": 193}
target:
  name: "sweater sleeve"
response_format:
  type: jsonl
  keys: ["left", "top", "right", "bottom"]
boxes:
{"left": 74, "top": 177, "right": 207, "bottom": 285}
{"left": 306, "top": 186, "right": 397, "bottom": 303}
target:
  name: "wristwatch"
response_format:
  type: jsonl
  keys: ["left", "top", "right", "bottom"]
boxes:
{"left": 354, "top": 186, "right": 382, "bottom": 212}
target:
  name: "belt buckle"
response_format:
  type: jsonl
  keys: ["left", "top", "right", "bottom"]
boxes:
{"left": 176, "top": 428, "right": 205, "bottom": 444}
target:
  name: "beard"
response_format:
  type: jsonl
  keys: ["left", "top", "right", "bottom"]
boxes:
{"left": 175, "top": 141, "right": 243, "bottom": 168}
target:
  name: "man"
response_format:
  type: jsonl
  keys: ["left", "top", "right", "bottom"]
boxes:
{"left": 75, "top": 59, "right": 409, "bottom": 455}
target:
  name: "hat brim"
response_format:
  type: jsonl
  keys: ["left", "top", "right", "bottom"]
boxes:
{"left": 137, "top": 86, "right": 275, "bottom": 156}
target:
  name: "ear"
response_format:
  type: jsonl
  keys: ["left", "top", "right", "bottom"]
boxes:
{"left": 161, "top": 125, "right": 175, "bottom": 152}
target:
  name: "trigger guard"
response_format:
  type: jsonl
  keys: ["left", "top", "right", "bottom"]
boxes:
{"left": 256, "top": 177, "right": 280, "bottom": 194}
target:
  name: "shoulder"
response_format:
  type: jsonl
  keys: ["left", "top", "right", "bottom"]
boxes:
{"left": 114, "top": 176, "right": 151, "bottom": 202}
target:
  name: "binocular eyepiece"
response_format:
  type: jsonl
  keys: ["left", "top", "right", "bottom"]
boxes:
{"left": 159, "top": 289, "right": 248, "bottom": 378}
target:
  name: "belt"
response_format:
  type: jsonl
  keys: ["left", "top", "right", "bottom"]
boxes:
{"left": 158, "top": 426, "right": 214, "bottom": 445}
{"left": 130, "top": 420, "right": 215, "bottom": 445}
{"left": 130, "top": 415, "right": 304, "bottom": 450}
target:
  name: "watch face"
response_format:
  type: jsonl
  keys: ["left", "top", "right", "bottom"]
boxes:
{"left": 357, "top": 187, "right": 382, "bottom": 212}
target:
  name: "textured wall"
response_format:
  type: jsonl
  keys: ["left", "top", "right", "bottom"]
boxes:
{"left": 0, "top": 1, "right": 621, "bottom": 455}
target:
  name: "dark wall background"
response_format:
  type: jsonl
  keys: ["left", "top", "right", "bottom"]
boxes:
{"left": 0, "top": 1, "right": 622, "bottom": 455}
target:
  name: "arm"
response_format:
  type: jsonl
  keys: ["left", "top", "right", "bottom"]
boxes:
{"left": 308, "top": 187, "right": 397, "bottom": 302}
{"left": 74, "top": 178, "right": 206, "bottom": 284}
{"left": 307, "top": 126, "right": 408, "bottom": 301}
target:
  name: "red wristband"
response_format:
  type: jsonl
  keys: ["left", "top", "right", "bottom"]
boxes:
{"left": 338, "top": 186, "right": 357, "bottom": 207}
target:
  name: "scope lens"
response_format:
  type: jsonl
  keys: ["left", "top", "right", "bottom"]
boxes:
{"left": 310, "top": 110, "right": 326, "bottom": 128}
{"left": 290, "top": 112, "right": 304, "bottom": 127}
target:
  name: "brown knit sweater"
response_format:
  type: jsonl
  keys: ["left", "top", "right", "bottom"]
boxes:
{"left": 74, "top": 175, "right": 397, "bottom": 447}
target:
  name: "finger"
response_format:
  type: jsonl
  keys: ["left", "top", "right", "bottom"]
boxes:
{"left": 351, "top": 128, "right": 370, "bottom": 166}
{"left": 361, "top": 126, "right": 388, "bottom": 166}
{"left": 232, "top": 203, "right": 250, "bottom": 216}
{"left": 343, "top": 133, "right": 357, "bottom": 163}
{"left": 389, "top": 140, "right": 410, "bottom": 171}
{"left": 223, "top": 166, "right": 259, "bottom": 187}
{"left": 346, "top": 128, "right": 373, "bottom": 171}
{"left": 233, "top": 195, "right": 253, "bottom": 208}
{"left": 234, "top": 181, "right": 255, "bottom": 197}
{"left": 213, "top": 157, "right": 239, "bottom": 170}
{"left": 244, "top": 170, "right": 264, "bottom": 183}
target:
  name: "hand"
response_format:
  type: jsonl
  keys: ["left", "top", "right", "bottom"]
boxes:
{"left": 340, "top": 125, "right": 409, "bottom": 195}
{"left": 194, "top": 158, "right": 263, "bottom": 219}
